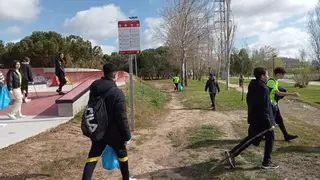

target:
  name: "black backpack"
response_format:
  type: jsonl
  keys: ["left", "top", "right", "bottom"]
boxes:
{"left": 81, "top": 87, "right": 115, "bottom": 141}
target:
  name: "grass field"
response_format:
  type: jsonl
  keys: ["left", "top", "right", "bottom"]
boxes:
{"left": 181, "top": 80, "right": 247, "bottom": 111}
{"left": 229, "top": 77, "right": 320, "bottom": 108}
{"left": 177, "top": 79, "right": 320, "bottom": 179}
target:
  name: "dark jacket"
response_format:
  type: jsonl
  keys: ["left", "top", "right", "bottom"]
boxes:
{"left": 246, "top": 79, "right": 275, "bottom": 129}
{"left": 20, "top": 62, "right": 33, "bottom": 87}
{"left": 205, "top": 78, "right": 220, "bottom": 94}
{"left": 6, "top": 69, "right": 21, "bottom": 91}
{"left": 88, "top": 77, "right": 131, "bottom": 144}
{"left": 55, "top": 57, "right": 65, "bottom": 77}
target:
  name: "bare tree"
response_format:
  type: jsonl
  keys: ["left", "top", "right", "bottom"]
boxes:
{"left": 157, "top": 0, "right": 216, "bottom": 86}
{"left": 307, "top": 0, "right": 320, "bottom": 65}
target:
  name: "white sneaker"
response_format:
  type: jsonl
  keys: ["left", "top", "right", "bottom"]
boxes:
{"left": 129, "top": 178, "right": 137, "bottom": 180}
{"left": 7, "top": 114, "right": 16, "bottom": 120}
{"left": 23, "top": 98, "right": 31, "bottom": 103}
{"left": 17, "top": 114, "right": 26, "bottom": 118}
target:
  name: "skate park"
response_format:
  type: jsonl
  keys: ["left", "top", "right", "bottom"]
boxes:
{"left": 0, "top": 68, "right": 128, "bottom": 149}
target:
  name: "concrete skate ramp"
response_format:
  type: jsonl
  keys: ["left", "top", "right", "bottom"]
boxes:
{"left": 0, "top": 68, "right": 128, "bottom": 117}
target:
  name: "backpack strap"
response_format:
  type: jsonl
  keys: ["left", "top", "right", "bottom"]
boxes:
{"left": 100, "top": 86, "right": 117, "bottom": 99}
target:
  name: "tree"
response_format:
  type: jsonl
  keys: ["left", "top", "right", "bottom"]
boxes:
{"left": 158, "top": 0, "right": 215, "bottom": 86}
{"left": 0, "top": 31, "right": 104, "bottom": 68}
{"left": 307, "top": 0, "right": 320, "bottom": 67}
{"left": 230, "top": 48, "right": 252, "bottom": 77}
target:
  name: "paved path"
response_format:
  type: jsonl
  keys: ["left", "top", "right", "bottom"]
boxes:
{"left": 0, "top": 116, "right": 69, "bottom": 149}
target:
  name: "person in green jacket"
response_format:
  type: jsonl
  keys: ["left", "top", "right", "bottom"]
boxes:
{"left": 267, "top": 67, "right": 299, "bottom": 141}
{"left": 173, "top": 75, "right": 180, "bottom": 91}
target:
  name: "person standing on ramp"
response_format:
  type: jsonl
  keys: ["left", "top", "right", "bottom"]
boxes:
{"left": 224, "top": 67, "right": 278, "bottom": 169}
{"left": 55, "top": 53, "right": 66, "bottom": 95}
{"left": 205, "top": 73, "right": 220, "bottom": 110}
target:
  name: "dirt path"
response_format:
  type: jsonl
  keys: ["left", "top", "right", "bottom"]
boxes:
{"left": 123, "top": 88, "right": 241, "bottom": 179}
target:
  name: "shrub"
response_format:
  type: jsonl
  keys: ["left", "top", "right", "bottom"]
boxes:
{"left": 292, "top": 64, "right": 312, "bottom": 88}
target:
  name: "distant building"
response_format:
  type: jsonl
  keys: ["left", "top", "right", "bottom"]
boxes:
{"left": 280, "top": 57, "right": 301, "bottom": 69}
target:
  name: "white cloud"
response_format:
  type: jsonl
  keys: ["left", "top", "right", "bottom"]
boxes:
{"left": 88, "top": 39, "right": 116, "bottom": 55}
{"left": 141, "top": 17, "right": 164, "bottom": 49}
{"left": 232, "top": 0, "right": 317, "bottom": 38}
{"left": 0, "top": 26, "right": 21, "bottom": 34}
{"left": 100, "top": 45, "right": 116, "bottom": 55}
{"left": 7, "top": 39, "right": 21, "bottom": 44}
{"left": 249, "top": 27, "right": 309, "bottom": 58}
{"left": 0, "top": 0, "right": 41, "bottom": 22}
{"left": 63, "top": 4, "right": 127, "bottom": 41}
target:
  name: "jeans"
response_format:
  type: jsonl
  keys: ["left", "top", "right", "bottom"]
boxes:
{"left": 271, "top": 103, "right": 289, "bottom": 136}
{"left": 9, "top": 88, "right": 23, "bottom": 116}
{"left": 209, "top": 93, "right": 216, "bottom": 107}
{"left": 230, "top": 125, "right": 275, "bottom": 165}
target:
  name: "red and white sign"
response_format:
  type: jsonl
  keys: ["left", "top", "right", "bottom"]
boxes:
{"left": 118, "top": 20, "right": 141, "bottom": 54}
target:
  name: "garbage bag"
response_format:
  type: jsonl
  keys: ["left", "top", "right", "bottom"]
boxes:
{"left": 101, "top": 146, "right": 120, "bottom": 170}
{"left": 0, "top": 84, "right": 11, "bottom": 110}
{"left": 178, "top": 84, "right": 183, "bottom": 92}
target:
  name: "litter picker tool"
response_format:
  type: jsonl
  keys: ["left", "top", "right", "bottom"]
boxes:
{"left": 32, "top": 83, "right": 39, "bottom": 98}
{"left": 209, "top": 125, "right": 276, "bottom": 171}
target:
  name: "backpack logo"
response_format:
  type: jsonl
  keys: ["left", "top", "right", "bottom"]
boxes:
{"left": 84, "top": 107, "right": 98, "bottom": 133}
{"left": 81, "top": 87, "right": 114, "bottom": 141}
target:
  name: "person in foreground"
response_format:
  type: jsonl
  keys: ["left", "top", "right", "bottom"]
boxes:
{"left": 20, "top": 57, "right": 34, "bottom": 103}
{"left": 6, "top": 60, "right": 26, "bottom": 119}
{"left": 224, "top": 67, "right": 278, "bottom": 169}
{"left": 81, "top": 63, "right": 136, "bottom": 180}
{"left": 205, "top": 73, "right": 220, "bottom": 110}
{"left": 267, "top": 67, "right": 299, "bottom": 141}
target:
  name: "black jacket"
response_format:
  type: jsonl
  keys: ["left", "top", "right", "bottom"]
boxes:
{"left": 55, "top": 57, "right": 65, "bottom": 76}
{"left": 205, "top": 78, "right": 220, "bottom": 94}
{"left": 20, "top": 62, "right": 33, "bottom": 86}
{"left": 246, "top": 79, "right": 275, "bottom": 129}
{"left": 6, "top": 69, "right": 21, "bottom": 91}
{"left": 89, "top": 77, "right": 131, "bottom": 144}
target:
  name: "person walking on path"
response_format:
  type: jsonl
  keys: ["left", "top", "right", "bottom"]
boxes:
{"left": 267, "top": 67, "right": 299, "bottom": 141}
{"left": 55, "top": 53, "right": 66, "bottom": 95}
{"left": 224, "top": 67, "right": 278, "bottom": 169}
{"left": 6, "top": 60, "right": 26, "bottom": 120}
{"left": 20, "top": 57, "right": 34, "bottom": 103}
{"left": 205, "top": 73, "right": 220, "bottom": 110}
{"left": 173, "top": 75, "right": 180, "bottom": 91}
{"left": 81, "top": 63, "right": 136, "bottom": 180}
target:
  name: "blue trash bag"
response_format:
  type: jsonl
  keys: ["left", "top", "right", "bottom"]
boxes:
{"left": 0, "top": 83, "right": 11, "bottom": 110}
{"left": 101, "top": 146, "right": 120, "bottom": 170}
{"left": 178, "top": 84, "right": 183, "bottom": 92}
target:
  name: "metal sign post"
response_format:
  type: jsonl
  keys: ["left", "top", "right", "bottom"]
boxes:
{"left": 118, "top": 19, "right": 141, "bottom": 132}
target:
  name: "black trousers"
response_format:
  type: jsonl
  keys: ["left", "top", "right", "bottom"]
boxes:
{"left": 209, "top": 93, "right": 216, "bottom": 107}
{"left": 57, "top": 75, "right": 66, "bottom": 91}
{"left": 82, "top": 140, "right": 130, "bottom": 180}
{"left": 230, "top": 125, "right": 274, "bottom": 165}
{"left": 272, "top": 104, "right": 289, "bottom": 137}
{"left": 21, "top": 83, "right": 29, "bottom": 97}
{"left": 174, "top": 83, "right": 178, "bottom": 90}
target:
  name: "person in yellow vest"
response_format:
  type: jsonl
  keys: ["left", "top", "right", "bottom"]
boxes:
{"left": 6, "top": 60, "right": 26, "bottom": 120}
{"left": 267, "top": 67, "right": 299, "bottom": 141}
{"left": 173, "top": 75, "right": 180, "bottom": 91}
